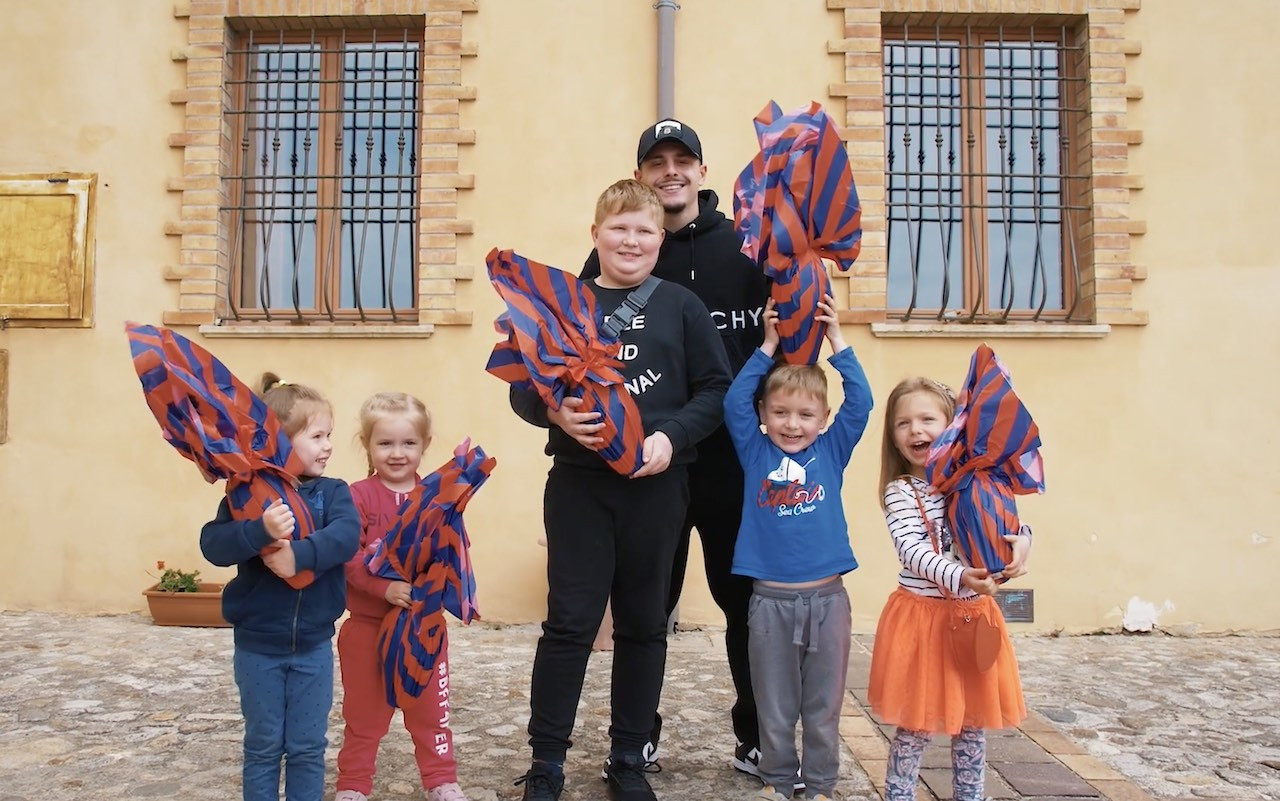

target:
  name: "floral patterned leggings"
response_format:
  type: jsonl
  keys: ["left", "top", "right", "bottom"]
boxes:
{"left": 885, "top": 726, "right": 985, "bottom": 801}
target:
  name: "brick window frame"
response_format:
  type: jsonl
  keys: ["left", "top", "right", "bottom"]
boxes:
{"left": 166, "top": 0, "right": 478, "bottom": 334}
{"left": 827, "top": 0, "right": 1145, "bottom": 335}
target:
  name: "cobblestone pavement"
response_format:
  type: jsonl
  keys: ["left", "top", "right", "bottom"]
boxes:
{"left": 1002, "top": 633, "right": 1280, "bottom": 799}
{"left": 0, "top": 612, "right": 1277, "bottom": 801}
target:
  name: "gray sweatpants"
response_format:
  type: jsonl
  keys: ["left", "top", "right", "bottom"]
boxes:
{"left": 747, "top": 578, "right": 852, "bottom": 797}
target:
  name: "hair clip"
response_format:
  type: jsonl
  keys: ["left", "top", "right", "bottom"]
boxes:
{"left": 926, "top": 378, "right": 955, "bottom": 401}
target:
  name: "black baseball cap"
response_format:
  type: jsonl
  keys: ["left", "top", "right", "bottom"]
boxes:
{"left": 636, "top": 119, "right": 703, "bottom": 165}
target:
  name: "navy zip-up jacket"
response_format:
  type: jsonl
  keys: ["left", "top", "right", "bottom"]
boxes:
{"left": 200, "top": 477, "right": 360, "bottom": 655}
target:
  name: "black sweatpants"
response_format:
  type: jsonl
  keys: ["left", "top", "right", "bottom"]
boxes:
{"left": 666, "top": 431, "right": 759, "bottom": 749}
{"left": 528, "top": 462, "right": 689, "bottom": 762}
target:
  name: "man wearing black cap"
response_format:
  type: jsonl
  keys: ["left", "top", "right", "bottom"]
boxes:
{"left": 583, "top": 119, "right": 771, "bottom": 784}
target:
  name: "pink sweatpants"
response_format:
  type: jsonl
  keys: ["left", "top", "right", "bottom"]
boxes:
{"left": 335, "top": 616, "right": 457, "bottom": 793}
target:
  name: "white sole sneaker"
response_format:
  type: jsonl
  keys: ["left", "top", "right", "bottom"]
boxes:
{"left": 732, "top": 742, "right": 805, "bottom": 791}
{"left": 731, "top": 744, "right": 762, "bottom": 777}
{"left": 731, "top": 754, "right": 805, "bottom": 792}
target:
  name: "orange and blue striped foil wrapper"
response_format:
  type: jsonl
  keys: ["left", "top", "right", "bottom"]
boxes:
{"left": 926, "top": 344, "right": 1045, "bottom": 578}
{"left": 484, "top": 248, "right": 646, "bottom": 476}
{"left": 734, "top": 101, "right": 863, "bottom": 365}
{"left": 125, "top": 322, "right": 317, "bottom": 589}
{"left": 365, "top": 439, "right": 494, "bottom": 709}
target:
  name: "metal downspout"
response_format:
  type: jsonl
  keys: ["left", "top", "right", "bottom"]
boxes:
{"left": 655, "top": 0, "right": 679, "bottom": 118}
{"left": 656, "top": 2, "right": 680, "bottom": 635}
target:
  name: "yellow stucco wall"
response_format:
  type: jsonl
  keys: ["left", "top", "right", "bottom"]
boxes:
{"left": 0, "top": 0, "right": 1276, "bottom": 633}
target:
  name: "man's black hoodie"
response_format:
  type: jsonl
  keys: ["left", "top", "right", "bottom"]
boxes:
{"left": 582, "top": 189, "right": 767, "bottom": 377}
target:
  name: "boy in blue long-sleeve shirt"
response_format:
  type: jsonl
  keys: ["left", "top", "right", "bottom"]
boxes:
{"left": 723, "top": 296, "right": 873, "bottom": 801}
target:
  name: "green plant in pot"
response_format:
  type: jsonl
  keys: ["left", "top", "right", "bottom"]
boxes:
{"left": 143, "top": 561, "right": 229, "bottom": 627}
{"left": 153, "top": 561, "right": 201, "bottom": 592}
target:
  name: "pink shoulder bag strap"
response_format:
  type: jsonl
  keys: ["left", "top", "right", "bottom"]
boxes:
{"left": 902, "top": 477, "right": 1003, "bottom": 673}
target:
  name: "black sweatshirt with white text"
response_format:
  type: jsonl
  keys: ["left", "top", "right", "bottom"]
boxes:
{"left": 581, "top": 189, "right": 767, "bottom": 376}
{"left": 509, "top": 278, "right": 732, "bottom": 471}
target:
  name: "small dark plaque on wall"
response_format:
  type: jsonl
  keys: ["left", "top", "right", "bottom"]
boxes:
{"left": 996, "top": 588, "right": 1034, "bottom": 623}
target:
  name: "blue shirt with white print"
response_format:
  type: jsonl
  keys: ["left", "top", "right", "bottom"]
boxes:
{"left": 725, "top": 347, "right": 873, "bottom": 583}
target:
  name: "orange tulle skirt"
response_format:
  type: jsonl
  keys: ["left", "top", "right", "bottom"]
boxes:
{"left": 868, "top": 587, "right": 1026, "bottom": 735}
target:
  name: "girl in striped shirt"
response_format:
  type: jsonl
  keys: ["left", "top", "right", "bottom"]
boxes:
{"left": 867, "top": 377, "right": 1032, "bottom": 801}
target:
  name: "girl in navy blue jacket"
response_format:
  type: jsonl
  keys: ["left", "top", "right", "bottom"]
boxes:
{"left": 201, "top": 373, "right": 360, "bottom": 801}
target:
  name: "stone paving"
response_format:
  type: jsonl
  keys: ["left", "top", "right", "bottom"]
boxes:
{"left": 0, "top": 612, "right": 1277, "bottom": 801}
{"left": 995, "top": 633, "right": 1280, "bottom": 800}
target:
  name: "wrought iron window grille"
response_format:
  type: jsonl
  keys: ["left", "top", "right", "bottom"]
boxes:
{"left": 884, "top": 23, "right": 1089, "bottom": 323}
{"left": 223, "top": 27, "right": 421, "bottom": 323}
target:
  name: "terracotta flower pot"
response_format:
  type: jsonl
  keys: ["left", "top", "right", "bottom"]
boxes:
{"left": 143, "top": 581, "right": 230, "bottom": 627}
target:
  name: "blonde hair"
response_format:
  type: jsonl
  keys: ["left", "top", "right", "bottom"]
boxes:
{"left": 759, "top": 364, "right": 829, "bottom": 410}
{"left": 259, "top": 372, "right": 332, "bottom": 439}
{"left": 594, "top": 178, "right": 663, "bottom": 227}
{"left": 877, "top": 377, "right": 956, "bottom": 508}
{"left": 358, "top": 392, "right": 432, "bottom": 476}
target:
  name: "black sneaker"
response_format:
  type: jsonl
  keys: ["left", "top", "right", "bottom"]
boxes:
{"left": 599, "top": 713, "right": 662, "bottom": 779}
{"left": 514, "top": 762, "right": 564, "bottom": 801}
{"left": 602, "top": 753, "right": 657, "bottom": 801}
{"left": 600, "top": 754, "right": 662, "bottom": 780}
{"left": 732, "top": 742, "right": 805, "bottom": 793}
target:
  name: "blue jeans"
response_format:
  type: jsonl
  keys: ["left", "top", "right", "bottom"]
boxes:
{"left": 233, "top": 642, "right": 334, "bottom": 801}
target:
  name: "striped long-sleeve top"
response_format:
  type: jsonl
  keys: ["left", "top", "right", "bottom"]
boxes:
{"left": 883, "top": 476, "right": 974, "bottom": 599}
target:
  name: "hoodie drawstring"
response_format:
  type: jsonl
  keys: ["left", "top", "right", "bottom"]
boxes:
{"left": 790, "top": 591, "right": 821, "bottom": 653}
{"left": 687, "top": 222, "right": 697, "bottom": 281}
{"left": 753, "top": 578, "right": 844, "bottom": 655}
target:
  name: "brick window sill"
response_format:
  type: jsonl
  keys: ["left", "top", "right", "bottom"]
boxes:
{"left": 868, "top": 321, "right": 1110, "bottom": 339}
{"left": 199, "top": 323, "right": 434, "bottom": 339}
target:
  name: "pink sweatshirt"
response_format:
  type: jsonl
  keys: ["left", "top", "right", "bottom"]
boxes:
{"left": 345, "top": 475, "right": 419, "bottom": 623}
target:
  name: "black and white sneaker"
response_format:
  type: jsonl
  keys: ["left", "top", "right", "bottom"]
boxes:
{"left": 600, "top": 714, "right": 662, "bottom": 779}
{"left": 732, "top": 742, "right": 805, "bottom": 793}
{"left": 600, "top": 754, "right": 661, "bottom": 780}
{"left": 602, "top": 754, "right": 657, "bottom": 801}
{"left": 645, "top": 712, "right": 662, "bottom": 766}
{"left": 731, "top": 741, "right": 762, "bottom": 778}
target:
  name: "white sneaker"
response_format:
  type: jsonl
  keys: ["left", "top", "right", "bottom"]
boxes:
{"left": 426, "top": 782, "right": 469, "bottom": 801}
{"left": 335, "top": 792, "right": 368, "bottom": 801}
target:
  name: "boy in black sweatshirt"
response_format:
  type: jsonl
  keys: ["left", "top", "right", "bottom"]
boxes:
{"left": 582, "top": 119, "right": 771, "bottom": 783}
{"left": 512, "top": 179, "right": 731, "bottom": 801}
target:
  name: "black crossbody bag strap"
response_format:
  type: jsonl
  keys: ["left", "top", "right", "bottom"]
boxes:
{"left": 600, "top": 275, "right": 661, "bottom": 339}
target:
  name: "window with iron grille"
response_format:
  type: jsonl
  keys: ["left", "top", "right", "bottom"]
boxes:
{"left": 225, "top": 28, "right": 421, "bottom": 322}
{"left": 884, "top": 24, "right": 1088, "bottom": 323}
